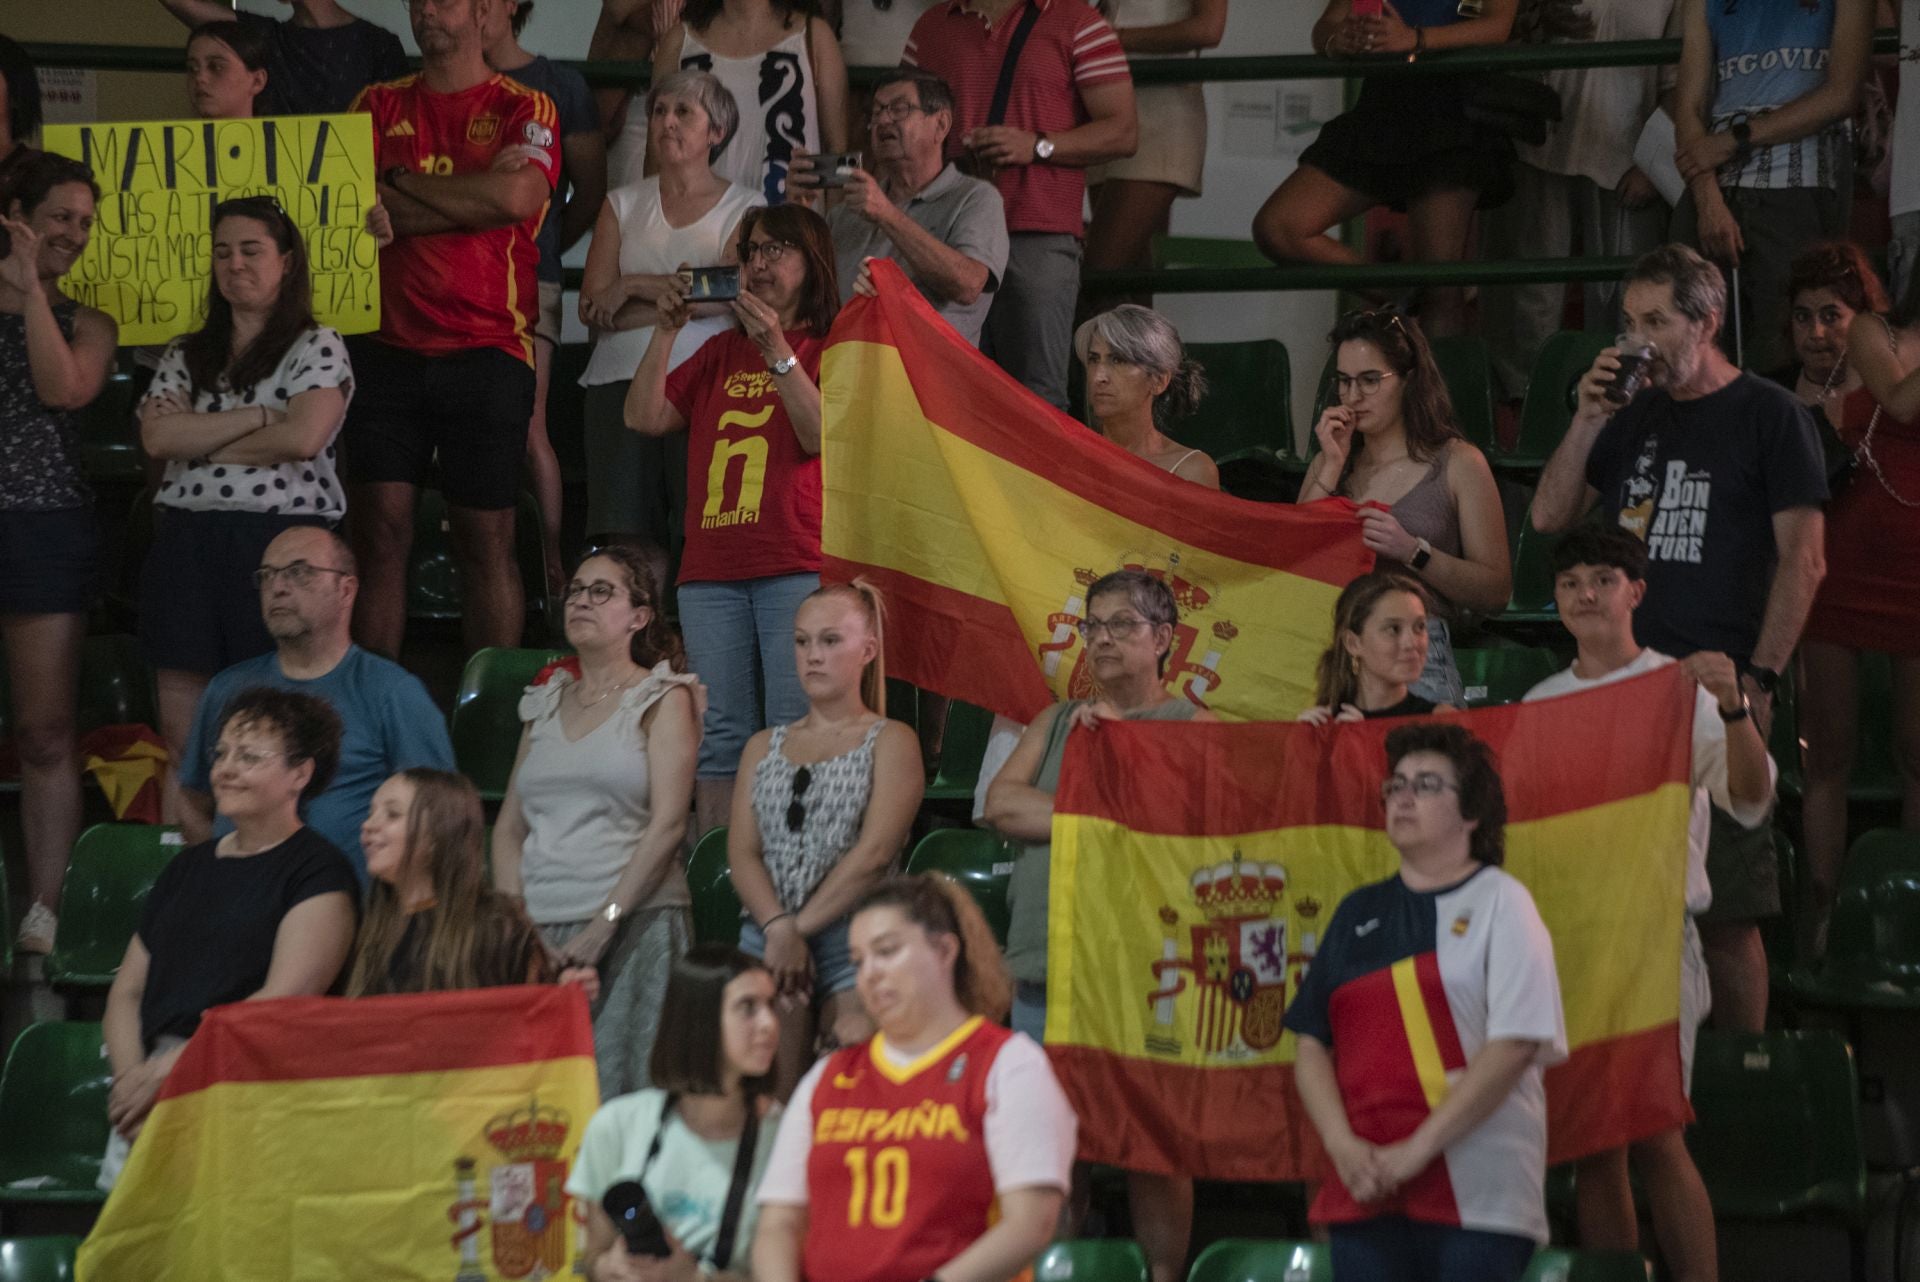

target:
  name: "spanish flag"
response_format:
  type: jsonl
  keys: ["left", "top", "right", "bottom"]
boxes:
{"left": 1045, "top": 665, "right": 1695, "bottom": 1180}
{"left": 819, "top": 262, "right": 1374, "bottom": 722}
{"left": 79, "top": 986, "right": 598, "bottom": 1281}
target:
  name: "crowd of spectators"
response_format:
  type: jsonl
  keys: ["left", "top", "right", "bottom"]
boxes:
{"left": 2, "top": 2, "right": 1919, "bottom": 1280}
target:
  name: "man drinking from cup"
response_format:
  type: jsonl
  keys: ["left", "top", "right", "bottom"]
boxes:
{"left": 1530, "top": 242, "right": 1826, "bottom": 1035}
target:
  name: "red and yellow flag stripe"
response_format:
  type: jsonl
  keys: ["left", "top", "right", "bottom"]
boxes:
{"left": 1045, "top": 665, "right": 1696, "bottom": 1180}
{"left": 819, "top": 262, "right": 1374, "bottom": 723}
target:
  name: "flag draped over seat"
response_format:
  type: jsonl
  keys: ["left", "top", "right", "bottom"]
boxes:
{"left": 1044, "top": 665, "right": 1697, "bottom": 1180}
{"left": 79, "top": 985, "right": 598, "bottom": 1281}
{"left": 818, "top": 261, "right": 1374, "bottom": 723}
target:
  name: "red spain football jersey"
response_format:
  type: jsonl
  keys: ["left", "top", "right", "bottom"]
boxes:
{"left": 803, "top": 1018, "right": 1011, "bottom": 1282}
{"left": 352, "top": 73, "right": 558, "bottom": 364}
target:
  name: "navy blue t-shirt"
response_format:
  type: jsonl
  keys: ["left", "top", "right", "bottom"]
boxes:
{"left": 501, "top": 57, "right": 601, "bottom": 283}
{"left": 238, "top": 11, "right": 410, "bottom": 116}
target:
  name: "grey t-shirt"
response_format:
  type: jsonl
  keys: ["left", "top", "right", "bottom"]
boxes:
{"left": 827, "top": 163, "right": 1008, "bottom": 347}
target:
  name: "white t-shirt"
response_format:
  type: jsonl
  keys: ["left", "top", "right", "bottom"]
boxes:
{"left": 756, "top": 1030, "right": 1076, "bottom": 1205}
{"left": 838, "top": 0, "right": 940, "bottom": 67}
{"left": 1518, "top": 0, "right": 1678, "bottom": 189}
{"left": 1523, "top": 648, "right": 1776, "bottom": 916}
{"left": 142, "top": 326, "right": 353, "bottom": 518}
{"left": 1894, "top": 0, "right": 1920, "bottom": 217}
{"left": 566, "top": 1088, "right": 782, "bottom": 1266}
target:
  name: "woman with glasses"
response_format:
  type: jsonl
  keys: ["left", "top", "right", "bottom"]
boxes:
{"left": 983, "top": 567, "right": 1214, "bottom": 1282}
{"left": 726, "top": 581, "right": 922, "bottom": 1096}
{"left": 627, "top": 202, "right": 838, "bottom": 837}
{"left": 579, "top": 70, "right": 763, "bottom": 553}
{"left": 137, "top": 195, "right": 353, "bottom": 829}
{"left": 1074, "top": 304, "right": 1220, "bottom": 489}
{"left": 1284, "top": 722, "right": 1565, "bottom": 1282}
{"left": 100, "top": 686, "right": 359, "bottom": 1188}
{"left": 1300, "top": 569, "right": 1452, "bottom": 724}
{"left": 1294, "top": 309, "right": 1509, "bottom": 708}
{"left": 493, "top": 543, "right": 702, "bottom": 1099}
{"left": 0, "top": 151, "right": 118, "bottom": 956}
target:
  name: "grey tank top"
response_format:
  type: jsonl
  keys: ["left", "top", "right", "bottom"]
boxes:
{"left": 749, "top": 720, "right": 886, "bottom": 911}
{"left": 1389, "top": 454, "right": 1463, "bottom": 560}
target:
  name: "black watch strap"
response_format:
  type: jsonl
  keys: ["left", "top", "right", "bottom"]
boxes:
{"left": 1744, "top": 663, "right": 1780, "bottom": 695}
{"left": 1719, "top": 694, "right": 1751, "bottom": 724}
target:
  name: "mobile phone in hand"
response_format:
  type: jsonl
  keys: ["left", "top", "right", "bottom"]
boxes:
{"left": 810, "top": 153, "right": 864, "bottom": 189}
{"left": 686, "top": 266, "right": 741, "bottom": 302}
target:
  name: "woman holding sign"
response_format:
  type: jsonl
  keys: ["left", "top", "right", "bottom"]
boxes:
{"left": 137, "top": 195, "right": 354, "bottom": 828}
{"left": 0, "top": 151, "right": 119, "bottom": 956}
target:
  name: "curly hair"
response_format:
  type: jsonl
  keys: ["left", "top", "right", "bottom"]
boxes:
{"left": 215, "top": 685, "right": 343, "bottom": 803}
{"left": 1384, "top": 721, "right": 1507, "bottom": 867}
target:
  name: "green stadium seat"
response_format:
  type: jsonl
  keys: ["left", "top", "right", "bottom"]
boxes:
{"left": 409, "top": 489, "right": 553, "bottom": 624}
{"left": 451, "top": 647, "right": 570, "bottom": 802}
{"left": 904, "top": 828, "right": 1015, "bottom": 946}
{"left": 1172, "top": 340, "right": 1297, "bottom": 469}
{"left": 1849, "top": 653, "right": 1905, "bottom": 804}
{"left": 1686, "top": 1029, "right": 1866, "bottom": 1224}
{"left": 1185, "top": 1238, "right": 1329, "bottom": 1282}
{"left": 925, "top": 701, "right": 996, "bottom": 803}
{"left": 77, "top": 372, "right": 142, "bottom": 486}
{"left": 689, "top": 825, "right": 743, "bottom": 947}
{"left": 1428, "top": 336, "right": 1498, "bottom": 453}
{"left": 1499, "top": 331, "right": 1613, "bottom": 477}
{"left": 0, "top": 1023, "right": 112, "bottom": 1206}
{"left": 0, "top": 1235, "right": 81, "bottom": 1282}
{"left": 0, "top": 634, "right": 157, "bottom": 793}
{"left": 884, "top": 680, "right": 920, "bottom": 736}
{"left": 1500, "top": 514, "right": 1561, "bottom": 625}
{"left": 45, "top": 825, "right": 184, "bottom": 988}
{"left": 1784, "top": 829, "right": 1920, "bottom": 1010}
{"left": 1455, "top": 646, "right": 1562, "bottom": 708}
{"left": 1521, "top": 1248, "right": 1650, "bottom": 1281}
{"left": 1034, "top": 1239, "right": 1149, "bottom": 1282}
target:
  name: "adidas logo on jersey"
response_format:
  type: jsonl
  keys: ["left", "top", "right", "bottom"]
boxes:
{"left": 384, "top": 121, "right": 416, "bottom": 137}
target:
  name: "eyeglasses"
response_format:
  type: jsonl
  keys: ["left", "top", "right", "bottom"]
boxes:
{"left": 1332, "top": 370, "right": 1398, "bottom": 400}
{"left": 253, "top": 560, "right": 351, "bottom": 590}
{"left": 739, "top": 239, "right": 796, "bottom": 266}
{"left": 1077, "top": 615, "right": 1147, "bottom": 642}
{"left": 868, "top": 99, "right": 932, "bottom": 124}
{"left": 564, "top": 581, "right": 627, "bottom": 606}
{"left": 786, "top": 765, "right": 813, "bottom": 833}
{"left": 1382, "top": 772, "right": 1461, "bottom": 801}
{"left": 212, "top": 744, "right": 287, "bottom": 771}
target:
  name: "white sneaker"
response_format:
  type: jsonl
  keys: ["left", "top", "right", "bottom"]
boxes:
{"left": 16, "top": 902, "right": 57, "bottom": 955}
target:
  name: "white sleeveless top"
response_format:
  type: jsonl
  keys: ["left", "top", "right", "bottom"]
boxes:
{"left": 580, "top": 177, "right": 766, "bottom": 387}
{"left": 680, "top": 23, "right": 821, "bottom": 206}
{"left": 514, "top": 663, "right": 702, "bottom": 923}
{"left": 837, "top": 0, "right": 939, "bottom": 68}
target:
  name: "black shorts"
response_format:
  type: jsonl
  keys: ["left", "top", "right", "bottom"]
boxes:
{"left": 138, "top": 507, "right": 329, "bottom": 676}
{"left": 341, "top": 339, "right": 535, "bottom": 510}
{"left": 1297, "top": 78, "right": 1516, "bottom": 213}
{"left": 0, "top": 505, "right": 101, "bottom": 616}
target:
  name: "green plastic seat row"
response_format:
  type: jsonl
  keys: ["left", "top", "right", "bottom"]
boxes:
{"left": 1454, "top": 646, "right": 1563, "bottom": 709}
{"left": 0, "top": 1022, "right": 111, "bottom": 1207}
{"left": 0, "top": 1235, "right": 80, "bottom": 1282}
{"left": 1784, "top": 828, "right": 1920, "bottom": 1011}
{"left": 1184, "top": 1238, "right": 1648, "bottom": 1282}
{"left": 0, "top": 634, "right": 159, "bottom": 793}
{"left": 408, "top": 489, "right": 555, "bottom": 624}
{"left": 451, "top": 646, "right": 573, "bottom": 802}
{"left": 44, "top": 824, "right": 185, "bottom": 989}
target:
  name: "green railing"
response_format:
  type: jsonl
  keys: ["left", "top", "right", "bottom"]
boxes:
{"left": 28, "top": 33, "right": 1894, "bottom": 293}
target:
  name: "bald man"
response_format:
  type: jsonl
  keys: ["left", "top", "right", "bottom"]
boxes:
{"left": 177, "top": 527, "right": 454, "bottom": 883}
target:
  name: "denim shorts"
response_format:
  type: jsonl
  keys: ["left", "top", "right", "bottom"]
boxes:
{"left": 738, "top": 914, "right": 858, "bottom": 997}
{"left": 1011, "top": 979, "right": 1048, "bottom": 1041}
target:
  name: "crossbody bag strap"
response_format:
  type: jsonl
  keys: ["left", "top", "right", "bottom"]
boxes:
{"left": 986, "top": 2, "right": 1045, "bottom": 128}
{"left": 707, "top": 1103, "right": 761, "bottom": 1272}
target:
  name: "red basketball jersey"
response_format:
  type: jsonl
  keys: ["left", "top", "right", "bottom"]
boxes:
{"left": 351, "top": 73, "right": 558, "bottom": 364}
{"left": 803, "top": 1017, "right": 1012, "bottom": 1282}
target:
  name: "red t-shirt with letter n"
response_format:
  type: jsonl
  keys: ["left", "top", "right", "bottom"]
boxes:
{"left": 804, "top": 1018, "right": 1013, "bottom": 1282}
{"left": 351, "top": 73, "right": 558, "bottom": 365}
{"left": 665, "top": 328, "right": 825, "bottom": 585}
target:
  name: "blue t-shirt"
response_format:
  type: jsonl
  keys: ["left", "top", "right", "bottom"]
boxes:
{"left": 1704, "top": 0, "right": 1847, "bottom": 189}
{"left": 181, "top": 646, "right": 456, "bottom": 883}
{"left": 501, "top": 56, "right": 601, "bottom": 283}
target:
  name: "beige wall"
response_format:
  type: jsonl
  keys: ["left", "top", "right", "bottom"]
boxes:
{"left": 11, "top": 1, "right": 211, "bottom": 126}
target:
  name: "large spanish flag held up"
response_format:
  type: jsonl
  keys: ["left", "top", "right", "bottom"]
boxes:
{"left": 1046, "top": 665, "right": 1696, "bottom": 1181}
{"left": 79, "top": 986, "right": 598, "bottom": 1281}
{"left": 819, "top": 261, "right": 1374, "bottom": 722}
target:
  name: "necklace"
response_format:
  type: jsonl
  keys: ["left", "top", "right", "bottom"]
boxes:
{"left": 574, "top": 668, "right": 642, "bottom": 710}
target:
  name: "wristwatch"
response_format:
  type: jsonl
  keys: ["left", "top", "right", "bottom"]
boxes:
{"left": 1408, "top": 537, "right": 1433, "bottom": 571}
{"left": 770, "top": 353, "right": 799, "bottom": 376}
{"left": 1719, "top": 692, "right": 1752, "bottom": 725}
{"left": 1729, "top": 117, "right": 1754, "bottom": 164}
{"left": 1033, "top": 134, "right": 1055, "bottom": 162}
{"left": 1744, "top": 663, "right": 1780, "bottom": 696}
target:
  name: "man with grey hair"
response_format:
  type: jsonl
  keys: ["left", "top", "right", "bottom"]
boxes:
{"left": 803, "top": 69, "right": 1008, "bottom": 347}
{"left": 1532, "top": 242, "right": 1825, "bottom": 1034}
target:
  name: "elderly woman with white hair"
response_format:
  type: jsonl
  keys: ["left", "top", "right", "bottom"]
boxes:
{"left": 577, "top": 69, "right": 766, "bottom": 552}
{"left": 1074, "top": 304, "right": 1219, "bottom": 489}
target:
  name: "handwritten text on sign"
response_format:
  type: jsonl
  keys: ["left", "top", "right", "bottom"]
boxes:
{"left": 42, "top": 114, "right": 380, "bottom": 345}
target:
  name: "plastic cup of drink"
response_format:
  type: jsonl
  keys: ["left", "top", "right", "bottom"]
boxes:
{"left": 1608, "top": 335, "right": 1655, "bottom": 406}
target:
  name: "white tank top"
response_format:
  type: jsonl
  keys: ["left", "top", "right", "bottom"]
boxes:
{"left": 680, "top": 22, "right": 821, "bottom": 205}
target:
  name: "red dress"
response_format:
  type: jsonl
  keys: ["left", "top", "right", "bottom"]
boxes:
{"left": 1804, "top": 386, "right": 1920, "bottom": 655}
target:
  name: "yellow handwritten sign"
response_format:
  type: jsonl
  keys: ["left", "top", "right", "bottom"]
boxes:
{"left": 43, "top": 114, "right": 380, "bottom": 346}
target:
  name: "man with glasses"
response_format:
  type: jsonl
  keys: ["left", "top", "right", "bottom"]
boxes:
{"left": 344, "top": 0, "right": 560, "bottom": 659}
{"left": 806, "top": 68, "right": 1008, "bottom": 348}
{"left": 176, "top": 527, "right": 455, "bottom": 884}
{"left": 903, "top": 0, "right": 1137, "bottom": 409}
{"left": 1522, "top": 523, "right": 1772, "bottom": 1282}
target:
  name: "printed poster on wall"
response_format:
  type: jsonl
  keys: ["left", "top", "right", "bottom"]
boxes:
{"left": 42, "top": 114, "right": 380, "bottom": 345}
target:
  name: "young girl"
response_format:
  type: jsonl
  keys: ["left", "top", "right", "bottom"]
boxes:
{"left": 184, "top": 20, "right": 269, "bottom": 120}
{"left": 1298, "top": 570, "right": 1453, "bottom": 724}
{"left": 727, "top": 581, "right": 923, "bottom": 1093}
{"left": 348, "top": 768, "right": 597, "bottom": 995}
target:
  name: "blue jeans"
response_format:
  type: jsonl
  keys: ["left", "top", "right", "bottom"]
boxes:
{"left": 679, "top": 573, "right": 819, "bottom": 779}
{"left": 739, "top": 915, "right": 859, "bottom": 996}
{"left": 1011, "top": 980, "right": 1048, "bottom": 1041}
{"left": 1329, "top": 1218, "right": 1535, "bottom": 1282}
{"left": 1411, "top": 616, "right": 1467, "bottom": 708}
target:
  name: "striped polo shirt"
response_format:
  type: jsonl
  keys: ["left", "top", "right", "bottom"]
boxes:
{"left": 903, "top": 0, "right": 1132, "bottom": 237}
